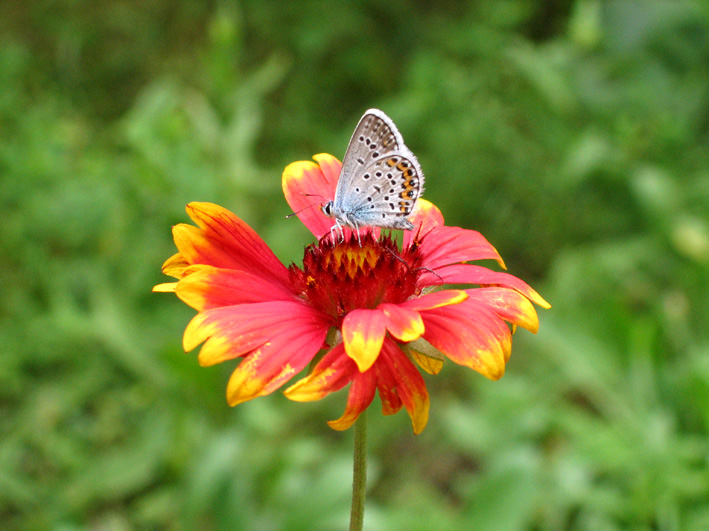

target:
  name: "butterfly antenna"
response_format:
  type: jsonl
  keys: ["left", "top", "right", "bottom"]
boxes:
{"left": 285, "top": 192, "right": 330, "bottom": 219}
{"left": 384, "top": 243, "right": 443, "bottom": 282}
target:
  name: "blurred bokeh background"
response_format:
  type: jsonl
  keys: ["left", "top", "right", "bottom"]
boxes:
{"left": 2, "top": 1, "right": 709, "bottom": 529}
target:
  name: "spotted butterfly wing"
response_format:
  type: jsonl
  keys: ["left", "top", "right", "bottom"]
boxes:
{"left": 339, "top": 150, "right": 424, "bottom": 230}
{"left": 323, "top": 109, "right": 425, "bottom": 231}
{"left": 337, "top": 109, "right": 404, "bottom": 188}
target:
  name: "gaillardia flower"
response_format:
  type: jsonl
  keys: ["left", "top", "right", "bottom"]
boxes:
{"left": 154, "top": 154, "right": 550, "bottom": 434}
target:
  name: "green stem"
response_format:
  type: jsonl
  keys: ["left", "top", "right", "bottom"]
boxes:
{"left": 349, "top": 411, "right": 368, "bottom": 531}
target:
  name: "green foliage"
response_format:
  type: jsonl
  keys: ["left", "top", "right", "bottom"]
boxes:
{"left": 1, "top": 0, "right": 708, "bottom": 529}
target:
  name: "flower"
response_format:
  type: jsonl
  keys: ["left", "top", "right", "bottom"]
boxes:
{"left": 154, "top": 153, "right": 550, "bottom": 434}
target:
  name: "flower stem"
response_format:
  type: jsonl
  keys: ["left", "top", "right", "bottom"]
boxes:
{"left": 349, "top": 411, "right": 368, "bottom": 531}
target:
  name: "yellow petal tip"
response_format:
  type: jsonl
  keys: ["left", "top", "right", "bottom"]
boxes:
{"left": 152, "top": 282, "right": 177, "bottom": 292}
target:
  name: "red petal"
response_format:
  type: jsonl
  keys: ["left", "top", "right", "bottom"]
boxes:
{"left": 282, "top": 155, "right": 340, "bottom": 239}
{"left": 377, "top": 340, "right": 430, "bottom": 434}
{"left": 313, "top": 153, "right": 342, "bottom": 184}
{"left": 327, "top": 368, "right": 377, "bottom": 431}
{"left": 379, "top": 303, "right": 424, "bottom": 342}
{"left": 225, "top": 327, "right": 328, "bottom": 406}
{"left": 284, "top": 344, "right": 357, "bottom": 401}
{"left": 399, "top": 289, "right": 468, "bottom": 311}
{"left": 465, "top": 287, "right": 540, "bottom": 334}
{"left": 375, "top": 361, "right": 403, "bottom": 416}
{"left": 183, "top": 301, "right": 329, "bottom": 366}
{"left": 289, "top": 341, "right": 431, "bottom": 433}
{"left": 421, "top": 264, "right": 551, "bottom": 309}
{"left": 417, "top": 226, "right": 505, "bottom": 271}
{"left": 342, "top": 309, "right": 386, "bottom": 372}
{"left": 420, "top": 299, "right": 512, "bottom": 380}
{"left": 175, "top": 266, "right": 296, "bottom": 311}
{"left": 174, "top": 203, "right": 290, "bottom": 287}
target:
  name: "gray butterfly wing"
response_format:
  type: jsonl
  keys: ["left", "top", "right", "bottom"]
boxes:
{"left": 335, "top": 149, "right": 425, "bottom": 230}
{"left": 333, "top": 109, "right": 404, "bottom": 212}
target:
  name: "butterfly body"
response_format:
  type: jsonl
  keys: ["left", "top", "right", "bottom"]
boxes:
{"left": 322, "top": 109, "right": 425, "bottom": 237}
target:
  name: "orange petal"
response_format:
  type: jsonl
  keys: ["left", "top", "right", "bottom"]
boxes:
{"left": 282, "top": 155, "right": 341, "bottom": 239}
{"left": 170, "top": 224, "right": 203, "bottom": 264}
{"left": 342, "top": 309, "right": 386, "bottom": 372}
{"left": 174, "top": 202, "right": 290, "bottom": 287}
{"left": 379, "top": 303, "right": 424, "bottom": 342}
{"left": 175, "top": 266, "right": 296, "bottom": 311}
{"left": 161, "top": 252, "right": 190, "bottom": 279}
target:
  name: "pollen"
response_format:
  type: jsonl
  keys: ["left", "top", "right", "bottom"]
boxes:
{"left": 288, "top": 232, "right": 423, "bottom": 323}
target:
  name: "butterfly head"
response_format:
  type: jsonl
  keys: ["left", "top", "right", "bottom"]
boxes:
{"left": 321, "top": 201, "right": 335, "bottom": 219}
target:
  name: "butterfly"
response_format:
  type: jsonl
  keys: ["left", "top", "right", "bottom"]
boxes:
{"left": 321, "top": 109, "right": 425, "bottom": 240}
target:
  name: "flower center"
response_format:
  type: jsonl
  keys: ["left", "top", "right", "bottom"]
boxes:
{"left": 289, "top": 232, "right": 422, "bottom": 323}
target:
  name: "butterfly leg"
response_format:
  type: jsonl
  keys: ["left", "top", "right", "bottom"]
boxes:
{"left": 337, "top": 221, "right": 345, "bottom": 243}
{"left": 329, "top": 219, "right": 346, "bottom": 244}
{"left": 348, "top": 218, "right": 362, "bottom": 246}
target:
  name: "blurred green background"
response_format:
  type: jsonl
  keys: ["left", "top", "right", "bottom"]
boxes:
{"left": 2, "top": 1, "right": 709, "bottom": 529}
